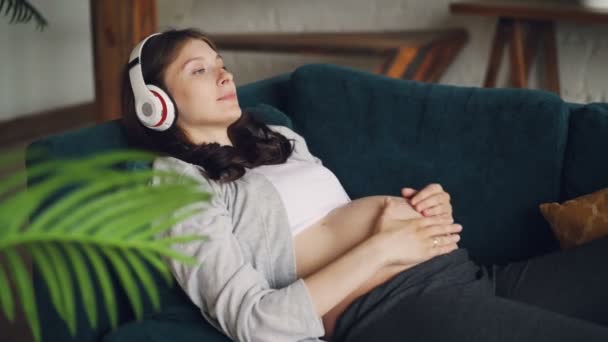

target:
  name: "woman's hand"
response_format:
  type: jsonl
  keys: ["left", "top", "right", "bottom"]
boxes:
{"left": 372, "top": 197, "right": 462, "bottom": 266}
{"left": 401, "top": 183, "right": 453, "bottom": 220}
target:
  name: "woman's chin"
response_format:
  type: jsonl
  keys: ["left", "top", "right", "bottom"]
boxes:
{"left": 232, "top": 106, "right": 242, "bottom": 118}
{"left": 227, "top": 107, "right": 243, "bottom": 123}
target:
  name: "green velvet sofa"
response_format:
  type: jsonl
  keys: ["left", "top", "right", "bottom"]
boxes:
{"left": 26, "top": 63, "right": 608, "bottom": 341}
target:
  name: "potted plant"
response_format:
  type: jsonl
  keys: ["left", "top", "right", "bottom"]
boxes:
{"left": 1, "top": 147, "right": 210, "bottom": 342}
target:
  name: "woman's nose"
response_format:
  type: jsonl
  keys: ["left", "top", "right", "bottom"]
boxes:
{"left": 219, "top": 69, "right": 233, "bottom": 85}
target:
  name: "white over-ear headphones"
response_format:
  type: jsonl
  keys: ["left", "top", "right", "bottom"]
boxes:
{"left": 128, "top": 32, "right": 176, "bottom": 131}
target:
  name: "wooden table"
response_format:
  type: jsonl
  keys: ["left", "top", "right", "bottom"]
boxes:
{"left": 209, "top": 29, "right": 468, "bottom": 83}
{"left": 450, "top": 1, "right": 608, "bottom": 94}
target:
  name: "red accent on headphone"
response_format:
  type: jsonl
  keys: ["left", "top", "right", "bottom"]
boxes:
{"left": 150, "top": 90, "right": 168, "bottom": 127}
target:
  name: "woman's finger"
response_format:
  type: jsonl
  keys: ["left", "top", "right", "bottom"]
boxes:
{"left": 433, "top": 243, "right": 459, "bottom": 256}
{"left": 409, "top": 183, "right": 444, "bottom": 206}
{"left": 414, "top": 215, "right": 454, "bottom": 229}
{"left": 401, "top": 187, "right": 418, "bottom": 198}
{"left": 437, "top": 234, "right": 460, "bottom": 245}
{"left": 412, "top": 192, "right": 450, "bottom": 212}
{"left": 422, "top": 223, "right": 462, "bottom": 237}
{"left": 421, "top": 204, "right": 451, "bottom": 217}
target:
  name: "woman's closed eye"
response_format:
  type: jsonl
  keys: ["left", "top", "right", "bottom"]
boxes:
{"left": 193, "top": 66, "right": 228, "bottom": 75}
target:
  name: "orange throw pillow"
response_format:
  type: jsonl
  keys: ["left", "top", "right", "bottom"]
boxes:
{"left": 540, "top": 187, "right": 608, "bottom": 249}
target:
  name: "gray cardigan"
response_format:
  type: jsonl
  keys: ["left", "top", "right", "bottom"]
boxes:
{"left": 153, "top": 125, "right": 327, "bottom": 342}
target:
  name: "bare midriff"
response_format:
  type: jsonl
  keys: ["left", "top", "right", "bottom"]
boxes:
{"left": 293, "top": 196, "right": 421, "bottom": 340}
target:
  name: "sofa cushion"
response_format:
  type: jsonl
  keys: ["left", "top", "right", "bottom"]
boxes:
{"left": 561, "top": 103, "right": 608, "bottom": 201}
{"left": 247, "top": 103, "right": 294, "bottom": 128}
{"left": 237, "top": 73, "right": 292, "bottom": 113}
{"left": 540, "top": 187, "right": 608, "bottom": 249}
{"left": 287, "top": 63, "right": 569, "bottom": 265}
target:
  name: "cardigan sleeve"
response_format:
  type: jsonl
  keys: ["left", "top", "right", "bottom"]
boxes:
{"left": 152, "top": 157, "right": 326, "bottom": 342}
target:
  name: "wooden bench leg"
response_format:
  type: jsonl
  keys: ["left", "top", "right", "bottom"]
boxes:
{"left": 539, "top": 21, "right": 561, "bottom": 94}
{"left": 410, "top": 43, "right": 444, "bottom": 82}
{"left": 523, "top": 21, "right": 541, "bottom": 79}
{"left": 484, "top": 18, "right": 511, "bottom": 88}
{"left": 509, "top": 19, "right": 528, "bottom": 88}
{"left": 483, "top": 18, "right": 559, "bottom": 93}
{"left": 376, "top": 30, "right": 468, "bottom": 83}
{"left": 485, "top": 18, "right": 534, "bottom": 89}
{"left": 414, "top": 34, "right": 468, "bottom": 83}
{"left": 376, "top": 47, "right": 418, "bottom": 78}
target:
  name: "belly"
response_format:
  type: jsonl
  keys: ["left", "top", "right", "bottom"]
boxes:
{"left": 293, "top": 196, "right": 383, "bottom": 279}
{"left": 293, "top": 195, "right": 419, "bottom": 278}
{"left": 293, "top": 195, "right": 421, "bottom": 339}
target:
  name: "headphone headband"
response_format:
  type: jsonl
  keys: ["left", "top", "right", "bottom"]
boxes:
{"left": 128, "top": 33, "right": 161, "bottom": 66}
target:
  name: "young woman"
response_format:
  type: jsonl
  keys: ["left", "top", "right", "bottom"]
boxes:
{"left": 121, "top": 28, "right": 608, "bottom": 342}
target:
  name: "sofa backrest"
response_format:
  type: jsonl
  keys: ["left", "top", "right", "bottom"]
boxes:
{"left": 285, "top": 64, "right": 569, "bottom": 266}
{"left": 561, "top": 103, "right": 608, "bottom": 201}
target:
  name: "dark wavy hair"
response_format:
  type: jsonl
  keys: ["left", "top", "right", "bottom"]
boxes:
{"left": 121, "top": 28, "right": 293, "bottom": 182}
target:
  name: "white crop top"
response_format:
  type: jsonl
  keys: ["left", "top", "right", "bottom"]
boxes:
{"left": 251, "top": 156, "right": 351, "bottom": 236}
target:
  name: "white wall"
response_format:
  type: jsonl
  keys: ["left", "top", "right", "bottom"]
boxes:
{"left": 0, "top": 0, "right": 94, "bottom": 122}
{"left": 157, "top": 0, "right": 608, "bottom": 104}
{"left": 1, "top": 0, "right": 606, "bottom": 125}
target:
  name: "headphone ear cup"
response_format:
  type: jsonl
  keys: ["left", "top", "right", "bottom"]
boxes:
{"left": 142, "top": 84, "right": 176, "bottom": 131}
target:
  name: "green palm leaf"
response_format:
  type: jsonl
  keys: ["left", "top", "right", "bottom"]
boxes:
{"left": 122, "top": 249, "right": 160, "bottom": 311}
{"left": 37, "top": 174, "right": 188, "bottom": 235}
{"left": 80, "top": 244, "right": 118, "bottom": 329}
{"left": 40, "top": 170, "right": 193, "bottom": 231}
{"left": 0, "top": 148, "right": 210, "bottom": 342}
{"left": 0, "top": 261, "right": 15, "bottom": 321}
{"left": 97, "top": 193, "right": 205, "bottom": 239}
{"left": 0, "top": 157, "right": 58, "bottom": 206}
{"left": 5, "top": 247, "right": 40, "bottom": 342}
{"left": 101, "top": 248, "right": 143, "bottom": 321}
{"left": 15, "top": 151, "right": 164, "bottom": 229}
{"left": 1, "top": 150, "right": 166, "bottom": 237}
{"left": 0, "top": 0, "right": 47, "bottom": 30}
{"left": 136, "top": 249, "right": 173, "bottom": 286}
{"left": 41, "top": 243, "right": 76, "bottom": 335}
{"left": 63, "top": 244, "right": 97, "bottom": 328}
{"left": 27, "top": 244, "right": 65, "bottom": 321}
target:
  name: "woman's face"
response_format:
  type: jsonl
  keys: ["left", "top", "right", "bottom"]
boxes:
{"left": 163, "top": 38, "right": 241, "bottom": 139}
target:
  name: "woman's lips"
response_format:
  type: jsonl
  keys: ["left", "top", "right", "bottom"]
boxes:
{"left": 218, "top": 93, "right": 237, "bottom": 101}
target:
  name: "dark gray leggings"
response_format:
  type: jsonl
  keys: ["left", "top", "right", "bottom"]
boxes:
{"left": 332, "top": 236, "right": 608, "bottom": 342}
